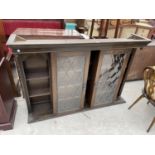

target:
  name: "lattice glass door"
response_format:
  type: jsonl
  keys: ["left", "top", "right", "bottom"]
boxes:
{"left": 51, "top": 51, "right": 90, "bottom": 114}
{"left": 91, "top": 50, "right": 131, "bottom": 107}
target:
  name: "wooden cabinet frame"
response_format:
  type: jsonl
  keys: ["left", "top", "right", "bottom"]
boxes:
{"left": 7, "top": 33, "right": 150, "bottom": 122}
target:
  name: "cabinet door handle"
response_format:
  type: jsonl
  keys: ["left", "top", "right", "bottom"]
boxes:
{"left": 0, "top": 57, "right": 5, "bottom": 66}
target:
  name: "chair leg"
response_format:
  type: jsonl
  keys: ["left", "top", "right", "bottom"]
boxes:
{"left": 147, "top": 117, "right": 155, "bottom": 132}
{"left": 128, "top": 94, "right": 144, "bottom": 110}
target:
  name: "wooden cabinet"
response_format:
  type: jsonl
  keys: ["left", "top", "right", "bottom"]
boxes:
{"left": 0, "top": 50, "right": 17, "bottom": 130}
{"left": 127, "top": 41, "right": 155, "bottom": 80}
{"left": 7, "top": 29, "right": 150, "bottom": 123}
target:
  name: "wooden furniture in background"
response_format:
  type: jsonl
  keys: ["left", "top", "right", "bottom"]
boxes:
{"left": 107, "top": 24, "right": 154, "bottom": 39}
{"left": 0, "top": 46, "right": 17, "bottom": 130}
{"left": 127, "top": 41, "right": 155, "bottom": 80}
{"left": 90, "top": 19, "right": 110, "bottom": 38}
{"left": 90, "top": 19, "right": 95, "bottom": 38}
{"left": 114, "top": 20, "right": 120, "bottom": 38}
{"left": 7, "top": 29, "right": 150, "bottom": 122}
{"left": 1, "top": 19, "right": 64, "bottom": 39}
{"left": 128, "top": 66, "right": 155, "bottom": 132}
{"left": 0, "top": 20, "right": 65, "bottom": 97}
{"left": 118, "top": 24, "right": 155, "bottom": 81}
{"left": 109, "top": 19, "right": 133, "bottom": 26}
{"left": 119, "top": 24, "right": 153, "bottom": 38}
{"left": 0, "top": 20, "right": 6, "bottom": 43}
{"left": 105, "top": 23, "right": 155, "bottom": 81}
{"left": 89, "top": 19, "right": 133, "bottom": 38}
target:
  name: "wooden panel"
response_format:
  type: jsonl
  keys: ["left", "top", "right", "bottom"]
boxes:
{"left": 127, "top": 45, "right": 155, "bottom": 80}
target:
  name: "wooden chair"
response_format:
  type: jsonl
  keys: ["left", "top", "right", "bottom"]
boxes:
{"left": 128, "top": 66, "right": 155, "bottom": 132}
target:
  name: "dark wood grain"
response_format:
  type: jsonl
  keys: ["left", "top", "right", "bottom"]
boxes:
{"left": 127, "top": 42, "right": 155, "bottom": 80}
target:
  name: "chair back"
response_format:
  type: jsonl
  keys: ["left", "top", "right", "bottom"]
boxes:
{"left": 144, "top": 66, "right": 155, "bottom": 101}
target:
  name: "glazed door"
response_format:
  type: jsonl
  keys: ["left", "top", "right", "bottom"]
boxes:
{"left": 90, "top": 49, "right": 131, "bottom": 107}
{"left": 51, "top": 51, "right": 90, "bottom": 114}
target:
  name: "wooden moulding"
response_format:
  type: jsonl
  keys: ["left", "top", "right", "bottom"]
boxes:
{"left": 7, "top": 33, "right": 151, "bottom": 123}
{"left": 7, "top": 34, "right": 150, "bottom": 50}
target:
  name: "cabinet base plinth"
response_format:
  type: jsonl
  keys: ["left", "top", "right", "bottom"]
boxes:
{"left": 28, "top": 97, "right": 125, "bottom": 123}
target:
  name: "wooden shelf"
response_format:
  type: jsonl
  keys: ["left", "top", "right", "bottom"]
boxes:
{"left": 30, "top": 95, "right": 51, "bottom": 105}
{"left": 31, "top": 101, "right": 52, "bottom": 117}
{"left": 29, "top": 88, "right": 50, "bottom": 98}
{"left": 26, "top": 71, "right": 49, "bottom": 81}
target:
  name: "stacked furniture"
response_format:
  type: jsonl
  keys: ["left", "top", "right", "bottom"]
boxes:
{"left": 7, "top": 28, "right": 150, "bottom": 122}
{"left": 1, "top": 20, "right": 64, "bottom": 39}
{"left": 107, "top": 24, "right": 154, "bottom": 39}
{"left": 105, "top": 22, "right": 155, "bottom": 81}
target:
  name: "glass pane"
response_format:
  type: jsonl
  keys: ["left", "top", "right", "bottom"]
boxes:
{"left": 57, "top": 54, "right": 85, "bottom": 113}
{"left": 94, "top": 52, "right": 127, "bottom": 106}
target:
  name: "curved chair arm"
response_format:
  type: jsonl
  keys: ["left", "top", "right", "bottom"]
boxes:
{"left": 144, "top": 66, "right": 155, "bottom": 101}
